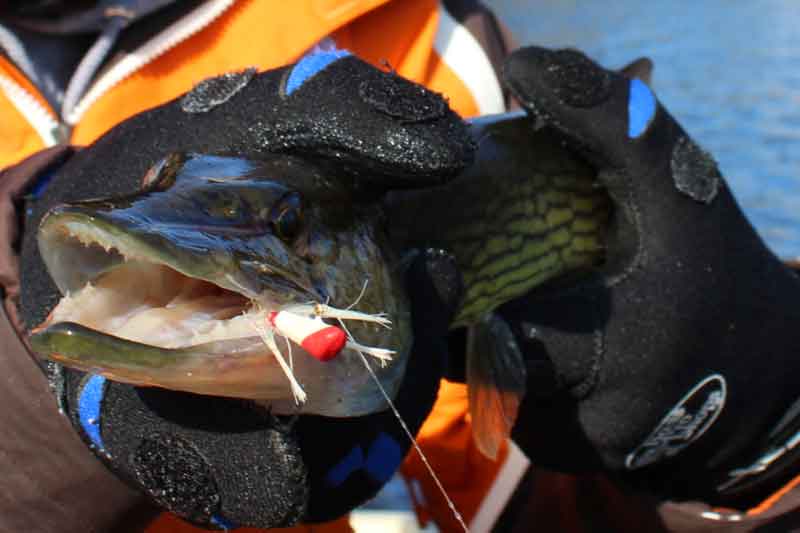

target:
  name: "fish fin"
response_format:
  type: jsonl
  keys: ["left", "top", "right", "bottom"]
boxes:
{"left": 466, "top": 313, "right": 527, "bottom": 460}
{"left": 619, "top": 57, "right": 654, "bottom": 86}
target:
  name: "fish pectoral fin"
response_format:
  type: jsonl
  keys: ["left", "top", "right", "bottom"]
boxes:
{"left": 466, "top": 313, "right": 527, "bottom": 460}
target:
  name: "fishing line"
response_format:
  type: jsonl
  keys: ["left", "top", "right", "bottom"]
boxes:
{"left": 346, "top": 279, "right": 370, "bottom": 311}
{"left": 337, "top": 319, "right": 469, "bottom": 533}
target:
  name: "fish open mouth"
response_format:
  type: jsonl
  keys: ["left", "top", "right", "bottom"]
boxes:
{"left": 30, "top": 208, "right": 404, "bottom": 415}
{"left": 44, "top": 260, "right": 257, "bottom": 351}
{"left": 30, "top": 209, "right": 327, "bottom": 404}
{"left": 28, "top": 153, "right": 411, "bottom": 417}
{"left": 35, "top": 210, "right": 282, "bottom": 351}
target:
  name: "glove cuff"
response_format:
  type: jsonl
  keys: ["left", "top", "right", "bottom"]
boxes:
{"left": 712, "top": 391, "right": 800, "bottom": 509}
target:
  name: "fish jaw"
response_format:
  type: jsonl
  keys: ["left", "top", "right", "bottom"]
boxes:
{"left": 30, "top": 154, "right": 412, "bottom": 416}
{"left": 37, "top": 204, "right": 313, "bottom": 302}
{"left": 30, "top": 321, "right": 339, "bottom": 403}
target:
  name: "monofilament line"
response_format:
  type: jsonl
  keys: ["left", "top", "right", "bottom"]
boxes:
{"left": 346, "top": 279, "right": 370, "bottom": 311}
{"left": 354, "top": 349, "right": 470, "bottom": 533}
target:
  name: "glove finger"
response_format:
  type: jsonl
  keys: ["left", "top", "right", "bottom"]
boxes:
{"left": 405, "top": 248, "right": 463, "bottom": 345}
{"left": 502, "top": 46, "right": 721, "bottom": 205}
{"left": 58, "top": 366, "right": 307, "bottom": 530}
{"left": 399, "top": 248, "right": 462, "bottom": 414}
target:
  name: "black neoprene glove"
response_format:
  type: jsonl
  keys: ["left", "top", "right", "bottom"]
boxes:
{"left": 497, "top": 46, "right": 800, "bottom": 509}
{"left": 17, "top": 53, "right": 467, "bottom": 529}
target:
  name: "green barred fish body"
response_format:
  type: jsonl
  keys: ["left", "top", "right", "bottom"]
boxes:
{"left": 386, "top": 113, "right": 609, "bottom": 457}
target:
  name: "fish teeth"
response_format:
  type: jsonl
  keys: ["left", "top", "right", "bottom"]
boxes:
{"left": 62, "top": 221, "right": 145, "bottom": 263}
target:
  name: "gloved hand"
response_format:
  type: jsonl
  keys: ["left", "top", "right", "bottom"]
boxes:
{"left": 14, "top": 52, "right": 468, "bottom": 529}
{"left": 495, "top": 46, "right": 800, "bottom": 510}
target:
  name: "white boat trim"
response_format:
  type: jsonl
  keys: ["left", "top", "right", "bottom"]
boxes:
{"left": 434, "top": 2, "right": 506, "bottom": 116}
{"left": 469, "top": 440, "right": 530, "bottom": 533}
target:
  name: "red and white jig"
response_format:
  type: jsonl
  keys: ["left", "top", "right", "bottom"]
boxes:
{"left": 267, "top": 310, "right": 346, "bottom": 362}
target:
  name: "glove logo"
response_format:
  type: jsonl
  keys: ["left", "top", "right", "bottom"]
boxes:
{"left": 625, "top": 374, "right": 726, "bottom": 469}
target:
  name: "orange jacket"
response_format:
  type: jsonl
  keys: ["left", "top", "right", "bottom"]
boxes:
{"left": 0, "top": 1, "right": 516, "bottom": 532}
{"left": 0, "top": 0, "right": 507, "bottom": 167}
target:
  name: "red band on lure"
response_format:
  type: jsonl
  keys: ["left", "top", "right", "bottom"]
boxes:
{"left": 267, "top": 311, "right": 346, "bottom": 362}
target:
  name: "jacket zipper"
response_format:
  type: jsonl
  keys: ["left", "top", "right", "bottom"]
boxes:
{"left": 65, "top": 0, "right": 236, "bottom": 125}
{"left": 1, "top": 0, "right": 235, "bottom": 144}
{"left": 0, "top": 73, "right": 61, "bottom": 146}
{"left": 64, "top": 0, "right": 235, "bottom": 127}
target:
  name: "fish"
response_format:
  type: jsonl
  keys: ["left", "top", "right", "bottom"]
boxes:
{"left": 28, "top": 112, "right": 609, "bottom": 455}
{"left": 30, "top": 152, "right": 412, "bottom": 417}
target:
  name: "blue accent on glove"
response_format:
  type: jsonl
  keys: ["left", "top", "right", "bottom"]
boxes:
{"left": 285, "top": 49, "right": 351, "bottom": 95}
{"left": 29, "top": 168, "right": 57, "bottom": 199}
{"left": 78, "top": 374, "right": 106, "bottom": 451}
{"left": 364, "top": 432, "right": 403, "bottom": 484}
{"left": 324, "top": 432, "right": 404, "bottom": 488}
{"left": 210, "top": 514, "right": 236, "bottom": 531}
{"left": 325, "top": 445, "right": 365, "bottom": 487}
{"left": 628, "top": 78, "right": 656, "bottom": 138}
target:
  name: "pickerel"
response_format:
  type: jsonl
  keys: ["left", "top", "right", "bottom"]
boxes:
{"left": 29, "top": 113, "right": 609, "bottom": 456}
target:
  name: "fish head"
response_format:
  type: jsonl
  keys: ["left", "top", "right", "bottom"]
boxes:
{"left": 31, "top": 152, "right": 411, "bottom": 417}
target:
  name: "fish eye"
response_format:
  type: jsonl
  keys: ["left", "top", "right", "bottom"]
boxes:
{"left": 141, "top": 153, "right": 185, "bottom": 190}
{"left": 270, "top": 192, "right": 304, "bottom": 241}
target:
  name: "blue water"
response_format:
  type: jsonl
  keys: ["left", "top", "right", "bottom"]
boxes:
{"left": 492, "top": 0, "right": 800, "bottom": 258}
